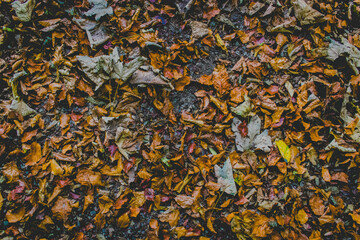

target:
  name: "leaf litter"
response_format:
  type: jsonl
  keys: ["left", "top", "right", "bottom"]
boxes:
{"left": 2, "top": 0, "right": 360, "bottom": 239}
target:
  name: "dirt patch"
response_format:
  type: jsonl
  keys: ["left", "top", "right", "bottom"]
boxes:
{"left": 169, "top": 84, "right": 199, "bottom": 116}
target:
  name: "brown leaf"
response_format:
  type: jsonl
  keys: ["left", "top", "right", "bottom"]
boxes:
{"left": 130, "top": 69, "right": 169, "bottom": 86}
{"left": 331, "top": 172, "right": 348, "bottom": 183}
{"left": 252, "top": 215, "right": 272, "bottom": 238}
{"left": 321, "top": 167, "right": 331, "bottom": 182}
{"left": 158, "top": 207, "right": 180, "bottom": 228}
{"left": 75, "top": 169, "right": 103, "bottom": 186}
{"left": 213, "top": 65, "right": 231, "bottom": 97}
{"left": 130, "top": 191, "right": 146, "bottom": 208}
{"left": 309, "top": 195, "right": 325, "bottom": 216}
{"left": 3, "top": 161, "right": 21, "bottom": 183}
{"left": 0, "top": 193, "right": 3, "bottom": 210}
{"left": 52, "top": 197, "right": 72, "bottom": 221}
{"left": 25, "top": 142, "right": 42, "bottom": 166}
{"left": 175, "top": 195, "right": 195, "bottom": 208}
{"left": 21, "top": 129, "right": 37, "bottom": 142}
{"left": 60, "top": 114, "right": 70, "bottom": 128}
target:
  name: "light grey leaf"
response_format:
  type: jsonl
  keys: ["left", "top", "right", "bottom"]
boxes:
{"left": 10, "top": 99, "right": 36, "bottom": 117}
{"left": 84, "top": 0, "right": 113, "bottom": 21}
{"left": 214, "top": 158, "right": 237, "bottom": 196}
{"left": 12, "top": 0, "right": 35, "bottom": 22}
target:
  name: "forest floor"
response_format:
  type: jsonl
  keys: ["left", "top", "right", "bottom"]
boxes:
{"left": 1, "top": 0, "right": 360, "bottom": 239}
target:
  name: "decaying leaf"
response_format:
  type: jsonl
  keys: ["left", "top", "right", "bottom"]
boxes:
{"left": 175, "top": 195, "right": 195, "bottom": 208}
{"left": 326, "top": 38, "right": 360, "bottom": 75}
{"left": 6, "top": 207, "right": 26, "bottom": 223}
{"left": 84, "top": 0, "right": 113, "bottom": 21}
{"left": 3, "top": 162, "right": 21, "bottom": 183}
{"left": 292, "top": 0, "right": 324, "bottom": 25}
{"left": 340, "top": 92, "right": 360, "bottom": 143}
{"left": 296, "top": 209, "right": 308, "bottom": 224}
{"left": 232, "top": 115, "right": 272, "bottom": 152}
{"left": 52, "top": 197, "right": 73, "bottom": 221}
{"left": 231, "top": 94, "right": 253, "bottom": 117}
{"left": 118, "top": 213, "right": 130, "bottom": 228}
{"left": 115, "top": 126, "right": 142, "bottom": 159}
{"left": 309, "top": 195, "right": 325, "bottom": 216}
{"left": 77, "top": 47, "right": 146, "bottom": 90}
{"left": 75, "top": 169, "right": 103, "bottom": 186}
{"left": 12, "top": 0, "right": 36, "bottom": 22}
{"left": 25, "top": 142, "right": 42, "bottom": 166}
{"left": 158, "top": 207, "right": 180, "bottom": 228}
{"left": 190, "top": 21, "right": 210, "bottom": 40}
{"left": 130, "top": 68, "right": 170, "bottom": 86}
{"left": 10, "top": 99, "right": 36, "bottom": 117}
{"left": 214, "top": 158, "right": 237, "bottom": 196}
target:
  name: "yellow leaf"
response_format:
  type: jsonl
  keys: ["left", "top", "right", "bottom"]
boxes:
{"left": 6, "top": 207, "right": 26, "bottom": 223}
{"left": 296, "top": 209, "right": 308, "bottom": 224}
{"left": 50, "top": 159, "right": 64, "bottom": 176}
{"left": 215, "top": 33, "right": 227, "bottom": 52}
{"left": 275, "top": 140, "right": 291, "bottom": 162}
{"left": 117, "top": 213, "right": 130, "bottom": 228}
{"left": 350, "top": 213, "right": 360, "bottom": 224}
{"left": 207, "top": 216, "right": 217, "bottom": 233}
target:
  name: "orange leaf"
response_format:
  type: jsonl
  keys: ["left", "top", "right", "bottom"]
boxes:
{"left": 309, "top": 195, "right": 325, "bottom": 216}
{"left": 21, "top": 129, "right": 37, "bottom": 142}
{"left": 118, "top": 213, "right": 130, "bottom": 228}
{"left": 207, "top": 216, "right": 217, "bottom": 233}
{"left": 331, "top": 172, "right": 348, "bottom": 183}
{"left": 52, "top": 197, "right": 72, "bottom": 221}
{"left": 212, "top": 65, "right": 231, "bottom": 97}
{"left": 25, "top": 142, "right": 42, "bottom": 166}
{"left": 321, "top": 167, "right": 331, "bottom": 182}
{"left": 6, "top": 207, "right": 25, "bottom": 223}
{"left": 75, "top": 169, "right": 103, "bottom": 186}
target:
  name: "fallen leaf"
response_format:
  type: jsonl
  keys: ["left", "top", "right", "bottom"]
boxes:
{"left": 3, "top": 162, "right": 21, "bottom": 183}
{"left": 232, "top": 115, "right": 272, "bottom": 152}
{"left": 6, "top": 207, "right": 26, "bottom": 223}
{"left": 190, "top": 21, "right": 210, "bottom": 41}
{"left": 292, "top": 0, "right": 324, "bottom": 25}
{"left": 214, "top": 158, "right": 237, "bottom": 196}
{"left": 77, "top": 47, "right": 145, "bottom": 90}
{"left": 275, "top": 140, "right": 291, "bottom": 162}
{"left": 25, "top": 142, "right": 42, "bottom": 166}
{"left": 75, "top": 169, "right": 103, "bottom": 186}
{"left": 175, "top": 195, "right": 195, "bottom": 208}
{"left": 12, "top": 0, "right": 36, "bottom": 22}
{"left": 309, "top": 195, "right": 325, "bottom": 216}
{"left": 52, "top": 197, "right": 73, "bottom": 221}
{"left": 296, "top": 209, "right": 308, "bottom": 224}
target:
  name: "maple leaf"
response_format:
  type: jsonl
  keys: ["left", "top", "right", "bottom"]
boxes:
{"left": 232, "top": 115, "right": 272, "bottom": 152}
